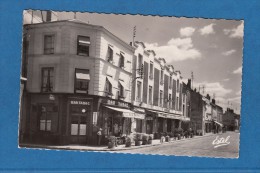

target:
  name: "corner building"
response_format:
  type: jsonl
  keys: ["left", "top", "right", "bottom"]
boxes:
{"left": 20, "top": 20, "right": 136, "bottom": 145}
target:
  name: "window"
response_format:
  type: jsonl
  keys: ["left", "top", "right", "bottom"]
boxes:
{"left": 118, "top": 82, "right": 124, "bottom": 98}
{"left": 169, "top": 76, "right": 172, "bottom": 89}
{"left": 77, "top": 36, "right": 90, "bottom": 56}
{"left": 159, "top": 90, "right": 163, "bottom": 107}
{"left": 44, "top": 35, "right": 54, "bottom": 54}
{"left": 160, "top": 70, "right": 164, "bottom": 84}
{"left": 41, "top": 67, "right": 54, "bottom": 92}
{"left": 149, "top": 62, "right": 153, "bottom": 79}
{"left": 75, "top": 69, "right": 90, "bottom": 94}
{"left": 138, "top": 54, "right": 143, "bottom": 69}
{"left": 39, "top": 105, "right": 57, "bottom": 132}
{"left": 107, "top": 46, "right": 113, "bottom": 62}
{"left": 169, "top": 94, "right": 172, "bottom": 108}
{"left": 177, "top": 79, "right": 179, "bottom": 92}
{"left": 148, "top": 86, "right": 153, "bottom": 104}
{"left": 137, "top": 81, "right": 142, "bottom": 101}
{"left": 176, "top": 97, "right": 179, "bottom": 110}
{"left": 105, "top": 78, "right": 113, "bottom": 95}
{"left": 119, "top": 53, "right": 125, "bottom": 68}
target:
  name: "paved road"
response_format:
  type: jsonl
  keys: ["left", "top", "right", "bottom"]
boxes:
{"left": 115, "top": 131, "right": 239, "bottom": 158}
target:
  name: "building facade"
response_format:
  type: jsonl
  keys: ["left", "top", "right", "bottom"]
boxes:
{"left": 20, "top": 20, "right": 137, "bottom": 145}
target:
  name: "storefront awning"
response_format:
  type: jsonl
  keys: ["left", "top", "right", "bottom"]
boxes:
{"left": 146, "top": 109, "right": 181, "bottom": 120}
{"left": 104, "top": 106, "right": 144, "bottom": 119}
{"left": 214, "top": 121, "right": 223, "bottom": 127}
{"left": 106, "top": 76, "right": 118, "bottom": 89}
{"left": 119, "top": 80, "right": 129, "bottom": 91}
{"left": 76, "top": 73, "right": 90, "bottom": 80}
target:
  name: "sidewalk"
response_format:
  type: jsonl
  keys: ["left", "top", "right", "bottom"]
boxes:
{"left": 20, "top": 132, "right": 219, "bottom": 152}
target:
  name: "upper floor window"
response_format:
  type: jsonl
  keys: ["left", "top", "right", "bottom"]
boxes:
{"left": 118, "top": 82, "right": 124, "bottom": 98}
{"left": 44, "top": 35, "right": 54, "bottom": 54}
{"left": 107, "top": 46, "right": 113, "bottom": 62}
{"left": 169, "top": 76, "right": 172, "bottom": 89}
{"left": 41, "top": 67, "right": 54, "bottom": 92}
{"left": 159, "top": 90, "right": 163, "bottom": 107}
{"left": 169, "top": 94, "right": 172, "bottom": 108}
{"left": 77, "top": 36, "right": 90, "bottom": 56}
{"left": 149, "top": 62, "right": 153, "bottom": 79}
{"left": 105, "top": 77, "right": 113, "bottom": 96}
{"left": 177, "top": 79, "right": 180, "bottom": 92}
{"left": 75, "top": 69, "right": 90, "bottom": 94}
{"left": 119, "top": 53, "right": 125, "bottom": 68}
{"left": 176, "top": 96, "right": 179, "bottom": 111}
{"left": 138, "top": 54, "right": 143, "bottom": 70}
{"left": 148, "top": 86, "right": 153, "bottom": 105}
{"left": 137, "top": 81, "right": 142, "bottom": 101}
{"left": 160, "top": 70, "right": 164, "bottom": 84}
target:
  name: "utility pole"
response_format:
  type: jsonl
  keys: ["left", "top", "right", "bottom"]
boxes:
{"left": 202, "top": 85, "right": 205, "bottom": 95}
{"left": 191, "top": 71, "right": 194, "bottom": 90}
{"left": 74, "top": 12, "right": 77, "bottom": 19}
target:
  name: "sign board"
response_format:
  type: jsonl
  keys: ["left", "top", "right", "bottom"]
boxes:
{"left": 93, "top": 112, "right": 98, "bottom": 125}
{"left": 103, "top": 99, "right": 130, "bottom": 108}
{"left": 70, "top": 100, "right": 91, "bottom": 105}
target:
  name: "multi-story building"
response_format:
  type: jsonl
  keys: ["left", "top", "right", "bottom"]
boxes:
{"left": 19, "top": 19, "right": 137, "bottom": 145}
{"left": 223, "top": 108, "right": 240, "bottom": 131}
{"left": 131, "top": 42, "right": 187, "bottom": 136}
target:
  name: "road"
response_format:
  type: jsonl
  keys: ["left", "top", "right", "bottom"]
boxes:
{"left": 115, "top": 131, "right": 239, "bottom": 158}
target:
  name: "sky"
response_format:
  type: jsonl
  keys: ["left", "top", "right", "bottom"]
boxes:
{"left": 56, "top": 11, "right": 243, "bottom": 114}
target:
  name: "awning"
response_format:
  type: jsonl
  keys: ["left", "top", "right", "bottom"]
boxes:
{"left": 146, "top": 109, "right": 181, "bottom": 120}
{"left": 104, "top": 105, "right": 144, "bottom": 119}
{"left": 76, "top": 73, "right": 90, "bottom": 80}
{"left": 119, "top": 80, "right": 129, "bottom": 91}
{"left": 106, "top": 76, "right": 118, "bottom": 89}
{"left": 214, "top": 121, "right": 223, "bottom": 127}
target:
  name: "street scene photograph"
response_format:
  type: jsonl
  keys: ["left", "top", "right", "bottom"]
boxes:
{"left": 19, "top": 10, "right": 243, "bottom": 158}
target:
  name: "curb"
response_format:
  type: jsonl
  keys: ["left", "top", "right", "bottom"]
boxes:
{"left": 20, "top": 133, "right": 221, "bottom": 152}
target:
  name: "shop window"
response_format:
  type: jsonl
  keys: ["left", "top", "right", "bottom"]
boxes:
{"left": 44, "top": 35, "right": 54, "bottom": 54}
{"left": 107, "top": 46, "right": 113, "bottom": 62}
{"left": 71, "top": 116, "right": 87, "bottom": 136}
{"left": 77, "top": 36, "right": 90, "bottom": 56}
{"left": 136, "top": 81, "right": 142, "bottom": 101}
{"left": 75, "top": 69, "right": 90, "bottom": 94}
{"left": 39, "top": 105, "right": 58, "bottom": 132}
{"left": 41, "top": 67, "right": 54, "bottom": 92}
{"left": 119, "top": 53, "right": 125, "bottom": 68}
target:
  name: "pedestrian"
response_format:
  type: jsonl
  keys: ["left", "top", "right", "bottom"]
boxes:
{"left": 97, "top": 128, "right": 102, "bottom": 146}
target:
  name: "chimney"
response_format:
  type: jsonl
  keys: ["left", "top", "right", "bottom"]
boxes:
{"left": 46, "top": 11, "right": 52, "bottom": 22}
{"left": 130, "top": 42, "right": 132, "bottom": 46}
{"left": 206, "top": 94, "right": 210, "bottom": 100}
{"left": 187, "top": 79, "right": 191, "bottom": 88}
{"left": 212, "top": 99, "right": 216, "bottom": 104}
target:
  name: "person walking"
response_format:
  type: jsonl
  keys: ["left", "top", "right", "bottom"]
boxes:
{"left": 97, "top": 128, "right": 102, "bottom": 146}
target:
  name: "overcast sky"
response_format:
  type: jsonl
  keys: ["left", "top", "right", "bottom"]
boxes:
{"left": 57, "top": 12, "right": 243, "bottom": 114}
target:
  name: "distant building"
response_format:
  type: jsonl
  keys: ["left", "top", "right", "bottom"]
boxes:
{"left": 223, "top": 108, "right": 240, "bottom": 131}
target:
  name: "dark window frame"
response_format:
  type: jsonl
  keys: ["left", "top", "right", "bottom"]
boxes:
{"left": 41, "top": 67, "right": 54, "bottom": 93}
{"left": 107, "top": 46, "right": 113, "bottom": 62}
{"left": 74, "top": 68, "right": 90, "bottom": 94}
{"left": 77, "top": 35, "right": 90, "bottom": 56}
{"left": 44, "top": 35, "right": 54, "bottom": 54}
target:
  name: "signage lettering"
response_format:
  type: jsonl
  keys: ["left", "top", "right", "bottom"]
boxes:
{"left": 70, "top": 100, "right": 90, "bottom": 105}
{"left": 106, "top": 99, "right": 129, "bottom": 108}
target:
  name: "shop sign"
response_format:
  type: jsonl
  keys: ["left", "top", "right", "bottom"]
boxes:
{"left": 133, "top": 107, "right": 145, "bottom": 113}
{"left": 70, "top": 100, "right": 91, "bottom": 105}
{"left": 104, "top": 99, "right": 130, "bottom": 108}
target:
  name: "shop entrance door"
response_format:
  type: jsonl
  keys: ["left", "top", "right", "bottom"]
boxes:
{"left": 70, "top": 105, "right": 90, "bottom": 145}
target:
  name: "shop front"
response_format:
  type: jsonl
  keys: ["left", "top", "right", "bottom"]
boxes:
{"left": 100, "top": 98, "right": 134, "bottom": 140}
